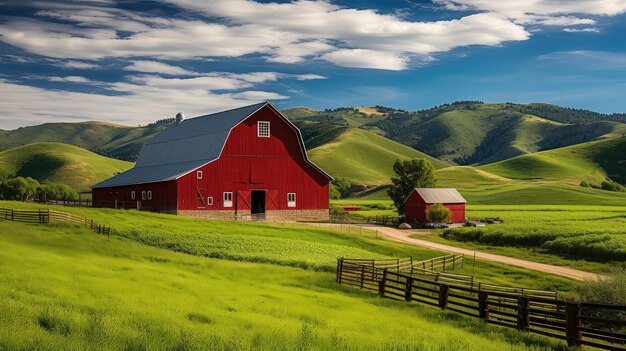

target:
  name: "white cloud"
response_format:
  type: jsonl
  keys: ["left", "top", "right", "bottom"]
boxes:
{"left": 434, "top": 0, "right": 626, "bottom": 27}
{"left": 321, "top": 49, "right": 409, "bottom": 70}
{"left": 58, "top": 60, "right": 100, "bottom": 69}
{"left": 124, "top": 60, "right": 196, "bottom": 75}
{"left": 563, "top": 27, "right": 600, "bottom": 33}
{"left": 0, "top": 1, "right": 530, "bottom": 70}
{"left": 538, "top": 50, "right": 626, "bottom": 69}
{"left": 0, "top": 70, "right": 325, "bottom": 129}
{"left": 48, "top": 76, "right": 93, "bottom": 83}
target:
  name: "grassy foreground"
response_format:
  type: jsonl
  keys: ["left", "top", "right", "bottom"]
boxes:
{"left": 0, "top": 220, "right": 573, "bottom": 350}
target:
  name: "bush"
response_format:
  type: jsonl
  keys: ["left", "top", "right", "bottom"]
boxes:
{"left": 579, "top": 180, "right": 590, "bottom": 187}
{"left": 576, "top": 269, "right": 626, "bottom": 307}
{"left": 601, "top": 180, "right": 626, "bottom": 192}
{"left": 427, "top": 203, "right": 451, "bottom": 223}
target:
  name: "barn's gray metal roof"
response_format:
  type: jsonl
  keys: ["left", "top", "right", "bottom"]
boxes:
{"left": 408, "top": 188, "right": 467, "bottom": 204}
{"left": 93, "top": 102, "right": 332, "bottom": 189}
{"left": 93, "top": 102, "right": 267, "bottom": 188}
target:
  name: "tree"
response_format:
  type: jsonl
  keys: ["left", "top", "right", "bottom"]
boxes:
{"left": 387, "top": 159, "right": 436, "bottom": 215}
{"left": 427, "top": 203, "right": 451, "bottom": 223}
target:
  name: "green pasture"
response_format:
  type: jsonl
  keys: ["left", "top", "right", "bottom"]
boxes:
{"left": 0, "top": 211, "right": 574, "bottom": 350}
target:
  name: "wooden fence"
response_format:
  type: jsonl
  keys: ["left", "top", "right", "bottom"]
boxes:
{"left": 337, "top": 258, "right": 625, "bottom": 350}
{"left": 367, "top": 215, "right": 401, "bottom": 226}
{"left": 0, "top": 208, "right": 110, "bottom": 235}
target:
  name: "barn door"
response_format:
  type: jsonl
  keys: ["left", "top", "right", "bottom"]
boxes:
{"left": 266, "top": 190, "right": 278, "bottom": 210}
{"left": 237, "top": 190, "right": 251, "bottom": 210}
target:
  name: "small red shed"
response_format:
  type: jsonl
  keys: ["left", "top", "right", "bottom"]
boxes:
{"left": 92, "top": 102, "right": 332, "bottom": 221}
{"left": 404, "top": 188, "right": 467, "bottom": 224}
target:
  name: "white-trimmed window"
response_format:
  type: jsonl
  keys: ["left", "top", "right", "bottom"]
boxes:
{"left": 197, "top": 171, "right": 203, "bottom": 179}
{"left": 147, "top": 191, "right": 152, "bottom": 200}
{"left": 287, "top": 193, "right": 296, "bottom": 208}
{"left": 141, "top": 191, "right": 146, "bottom": 200}
{"left": 131, "top": 191, "right": 136, "bottom": 200}
{"left": 257, "top": 121, "right": 270, "bottom": 138}
{"left": 223, "top": 192, "right": 233, "bottom": 207}
{"left": 207, "top": 197, "right": 214, "bottom": 206}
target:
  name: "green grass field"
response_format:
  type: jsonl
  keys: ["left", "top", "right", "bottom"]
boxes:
{"left": 0, "top": 142, "right": 133, "bottom": 191}
{"left": 0, "top": 205, "right": 575, "bottom": 350}
{"left": 309, "top": 128, "right": 447, "bottom": 186}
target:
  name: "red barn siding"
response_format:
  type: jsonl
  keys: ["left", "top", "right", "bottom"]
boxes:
{"left": 404, "top": 191, "right": 466, "bottom": 224}
{"left": 176, "top": 105, "right": 329, "bottom": 211}
{"left": 92, "top": 181, "right": 177, "bottom": 213}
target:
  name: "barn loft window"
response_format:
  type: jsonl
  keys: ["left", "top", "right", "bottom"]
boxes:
{"left": 197, "top": 171, "right": 203, "bottom": 179}
{"left": 223, "top": 192, "right": 233, "bottom": 207}
{"left": 257, "top": 121, "right": 270, "bottom": 138}
{"left": 207, "top": 197, "right": 213, "bottom": 206}
{"left": 287, "top": 193, "right": 296, "bottom": 208}
{"left": 141, "top": 191, "right": 146, "bottom": 200}
{"left": 147, "top": 191, "right": 152, "bottom": 200}
{"left": 131, "top": 191, "right": 136, "bottom": 200}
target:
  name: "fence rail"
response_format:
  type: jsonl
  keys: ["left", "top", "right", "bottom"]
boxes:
{"left": 337, "top": 258, "right": 625, "bottom": 350}
{"left": 367, "top": 215, "right": 401, "bottom": 226}
{"left": 0, "top": 208, "right": 110, "bottom": 235}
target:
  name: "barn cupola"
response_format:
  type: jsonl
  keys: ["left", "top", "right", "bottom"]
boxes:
{"left": 175, "top": 112, "right": 185, "bottom": 124}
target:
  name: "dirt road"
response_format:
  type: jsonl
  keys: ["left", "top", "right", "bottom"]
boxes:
{"left": 310, "top": 222, "right": 602, "bottom": 281}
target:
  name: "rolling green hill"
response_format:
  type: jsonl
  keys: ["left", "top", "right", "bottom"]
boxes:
{"left": 0, "top": 119, "right": 174, "bottom": 161}
{"left": 0, "top": 142, "right": 133, "bottom": 191}
{"left": 308, "top": 128, "right": 447, "bottom": 187}
{"left": 480, "top": 136, "right": 626, "bottom": 185}
{"left": 369, "top": 102, "right": 626, "bottom": 165}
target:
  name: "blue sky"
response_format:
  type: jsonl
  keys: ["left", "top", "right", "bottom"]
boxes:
{"left": 1, "top": 0, "right": 625, "bottom": 129}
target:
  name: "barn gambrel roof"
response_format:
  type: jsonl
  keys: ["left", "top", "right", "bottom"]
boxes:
{"left": 93, "top": 102, "right": 331, "bottom": 189}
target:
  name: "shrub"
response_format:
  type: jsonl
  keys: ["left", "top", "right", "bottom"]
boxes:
{"left": 576, "top": 269, "right": 626, "bottom": 305}
{"left": 427, "top": 203, "right": 451, "bottom": 223}
{"left": 579, "top": 180, "right": 590, "bottom": 187}
{"left": 601, "top": 180, "right": 626, "bottom": 192}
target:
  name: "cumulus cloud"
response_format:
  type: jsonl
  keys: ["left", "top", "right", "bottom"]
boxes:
{"left": 563, "top": 27, "right": 600, "bottom": 33}
{"left": 124, "top": 60, "right": 196, "bottom": 75}
{"left": 0, "top": 69, "right": 327, "bottom": 129}
{"left": 0, "top": 1, "right": 530, "bottom": 70}
{"left": 321, "top": 49, "right": 409, "bottom": 70}
{"left": 57, "top": 60, "right": 100, "bottom": 69}
{"left": 434, "top": 0, "right": 626, "bottom": 27}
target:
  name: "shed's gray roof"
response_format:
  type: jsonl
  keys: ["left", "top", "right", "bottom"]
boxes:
{"left": 93, "top": 102, "right": 331, "bottom": 188}
{"left": 407, "top": 188, "right": 467, "bottom": 204}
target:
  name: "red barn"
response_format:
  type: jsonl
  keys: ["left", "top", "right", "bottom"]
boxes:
{"left": 92, "top": 102, "right": 332, "bottom": 221}
{"left": 404, "top": 188, "right": 467, "bottom": 224}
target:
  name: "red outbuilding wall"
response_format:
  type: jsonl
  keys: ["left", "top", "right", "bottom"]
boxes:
{"left": 404, "top": 191, "right": 466, "bottom": 224}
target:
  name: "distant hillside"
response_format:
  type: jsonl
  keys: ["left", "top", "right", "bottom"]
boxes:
{"left": 308, "top": 128, "right": 447, "bottom": 187}
{"left": 0, "top": 143, "right": 133, "bottom": 191}
{"left": 0, "top": 119, "right": 175, "bottom": 161}
{"left": 367, "top": 102, "right": 626, "bottom": 165}
{"left": 480, "top": 136, "right": 626, "bottom": 185}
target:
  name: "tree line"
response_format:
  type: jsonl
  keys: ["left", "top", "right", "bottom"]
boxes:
{"left": 0, "top": 172, "right": 79, "bottom": 202}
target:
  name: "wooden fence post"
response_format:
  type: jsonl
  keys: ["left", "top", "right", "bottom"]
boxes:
{"left": 443, "top": 256, "right": 447, "bottom": 272}
{"left": 565, "top": 302, "right": 582, "bottom": 347}
{"left": 360, "top": 265, "right": 365, "bottom": 289}
{"left": 438, "top": 284, "right": 449, "bottom": 310}
{"left": 478, "top": 291, "right": 489, "bottom": 320}
{"left": 10, "top": 209, "right": 14, "bottom": 222}
{"left": 379, "top": 269, "right": 387, "bottom": 297}
{"left": 405, "top": 277, "right": 413, "bottom": 302}
{"left": 337, "top": 258, "right": 343, "bottom": 283}
{"left": 452, "top": 254, "right": 456, "bottom": 270}
{"left": 517, "top": 296, "right": 530, "bottom": 331}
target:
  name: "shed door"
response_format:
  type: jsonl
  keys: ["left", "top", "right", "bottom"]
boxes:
{"left": 266, "top": 190, "right": 278, "bottom": 210}
{"left": 237, "top": 190, "right": 251, "bottom": 210}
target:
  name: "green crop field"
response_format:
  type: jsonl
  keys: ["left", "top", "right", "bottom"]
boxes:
{"left": 0, "top": 142, "right": 133, "bottom": 191}
{"left": 415, "top": 205, "right": 626, "bottom": 270}
{"left": 309, "top": 128, "right": 447, "bottom": 187}
{"left": 0, "top": 203, "right": 576, "bottom": 350}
